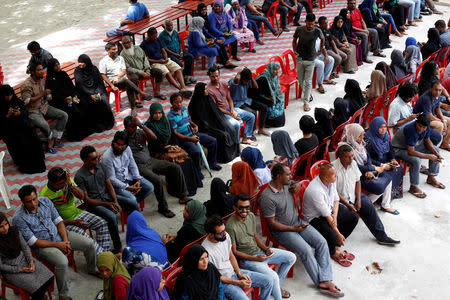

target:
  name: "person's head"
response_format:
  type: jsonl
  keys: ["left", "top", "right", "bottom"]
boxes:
{"left": 184, "top": 244, "right": 209, "bottom": 272}
{"left": 183, "top": 199, "right": 206, "bottom": 221}
{"left": 112, "top": 131, "right": 129, "bottom": 156}
{"left": 170, "top": 92, "right": 183, "bottom": 111}
{"left": 29, "top": 63, "right": 44, "bottom": 79}
{"left": 398, "top": 83, "right": 417, "bottom": 102}
{"left": 336, "top": 144, "right": 354, "bottom": 167}
{"left": 190, "top": 16, "right": 205, "bottom": 31}
{"left": 336, "top": 16, "right": 344, "bottom": 28}
{"left": 164, "top": 20, "right": 174, "bottom": 32}
{"left": 318, "top": 16, "right": 328, "bottom": 30}
{"left": 318, "top": 163, "right": 337, "bottom": 185}
{"left": 339, "top": 8, "right": 350, "bottom": 20}
{"left": 430, "top": 80, "right": 443, "bottom": 98}
{"left": 213, "top": 0, "right": 224, "bottom": 13}
{"left": 427, "top": 28, "right": 441, "bottom": 44}
{"left": 240, "top": 68, "right": 253, "bottom": 86}
{"left": 344, "top": 123, "right": 365, "bottom": 144}
{"left": 435, "top": 20, "right": 446, "bottom": 33}
{"left": 305, "top": 13, "right": 316, "bottom": 31}
{"left": 415, "top": 113, "right": 430, "bottom": 134}
{"left": 271, "top": 163, "right": 290, "bottom": 185}
{"left": 129, "top": 0, "right": 138, "bottom": 3}
{"left": 232, "top": 0, "right": 240, "bottom": 11}
{"left": 0, "top": 213, "right": 10, "bottom": 235}
{"left": 123, "top": 115, "right": 138, "bottom": 136}
{"left": 147, "top": 27, "right": 158, "bottom": 41}
{"left": 193, "top": 81, "right": 208, "bottom": 97}
{"left": 48, "top": 58, "right": 61, "bottom": 73}
{"left": 233, "top": 193, "right": 251, "bottom": 220}
{"left": 122, "top": 36, "right": 133, "bottom": 50}
{"left": 97, "top": 252, "right": 122, "bottom": 280}
{"left": 299, "top": 115, "right": 315, "bottom": 134}
{"left": 80, "top": 146, "right": 99, "bottom": 169}
{"left": 422, "top": 60, "right": 439, "bottom": 81}
{"left": 0, "top": 85, "right": 15, "bottom": 102}
{"left": 208, "top": 66, "right": 220, "bottom": 84}
{"left": 268, "top": 62, "right": 280, "bottom": 77}
{"left": 77, "top": 54, "right": 92, "bottom": 69}
{"left": 18, "top": 185, "right": 39, "bottom": 212}
{"left": 197, "top": 3, "right": 208, "bottom": 17}
{"left": 371, "top": 116, "right": 388, "bottom": 136}
{"left": 47, "top": 167, "right": 68, "bottom": 191}
{"left": 347, "top": 0, "right": 356, "bottom": 10}
{"left": 204, "top": 215, "right": 226, "bottom": 242}
{"left": 105, "top": 42, "right": 117, "bottom": 58}
{"left": 27, "top": 41, "right": 41, "bottom": 56}
{"left": 149, "top": 102, "right": 164, "bottom": 121}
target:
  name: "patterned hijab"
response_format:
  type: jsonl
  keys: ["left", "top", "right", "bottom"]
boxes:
{"left": 145, "top": 102, "right": 171, "bottom": 144}
{"left": 364, "top": 116, "right": 390, "bottom": 160}
{"left": 229, "top": 161, "right": 259, "bottom": 195}
{"left": 183, "top": 199, "right": 207, "bottom": 235}
{"left": 212, "top": 0, "right": 228, "bottom": 28}
{"left": 367, "top": 70, "right": 387, "bottom": 100}
{"left": 342, "top": 123, "right": 367, "bottom": 165}
{"left": 0, "top": 212, "right": 21, "bottom": 259}
{"left": 257, "top": 62, "right": 283, "bottom": 102}
{"left": 97, "top": 252, "right": 131, "bottom": 300}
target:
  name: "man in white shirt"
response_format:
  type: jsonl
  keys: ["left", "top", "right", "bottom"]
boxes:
{"left": 332, "top": 144, "right": 400, "bottom": 246}
{"left": 387, "top": 83, "right": 418, "bottom": 130}
{"left": 202, "top": 215, "right": 273, "bottom": 300}
{"left": 302, "top": 163, "right": 358, "bottom": 266}
{"left": 99, "top": 42, "right": 150, "bottom": 111}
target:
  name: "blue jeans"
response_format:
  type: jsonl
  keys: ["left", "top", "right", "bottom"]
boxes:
{"left": 272, "top": 225, "right": 332, "bottom": 287}
{"left": 247, "top": 19, "right": 260, "bottom": 40}
{"left": 225, "top": 114, "right": 243, "bottom": 142}
{"left": 315, "top": 54, "right": 334, "bottom": 85}
{"left": 223, "top": 269, "right": 273, "bottom": 300}
{"left": 247, "top": 13, "right": 277, "bottom": 35}
{"left": 381, "top": 13, "right": 397, "bottom": 32}
{"left": 88, "top": 204, "right": 122, "bottom": 251}
{"left": 399, "top": 0, "right": 420, "bottom": 21}
{"left": 240, "top": 248, "right": 296, "bottom": 300}
{"left": 234, "top": 107, "right": 255, "bottom": 138}
{"left": 114, "top": 178, "right": 154, "bottom": 212}
{"left": 394, "top": 141, "right": 440, "bottom": 186}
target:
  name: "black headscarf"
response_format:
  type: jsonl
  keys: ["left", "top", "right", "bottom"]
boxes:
{"left": 196, "top": 3, "right": 210, "bottom": 29}
{"left": 330, "top": 16, "right": 346, "bottom": 43}
{"left": 421, "top": 28, "right": 441, "bottom": 60}
{"left": 344, "top": 79, "right": 365, "bottom": 115}
{"left": 0, "top": 212, "right": 22, "bottom": 259}
{"left": 45, "top": 58, "right": 76, "bottom": 100}
{"left": 188, "top": 82, "right": 239, "bottom": 163}
{"left": 332, "top": 97, "right": 350, "bottom": 128}
{"left": 418, "top": 60, "right": 439, "bottom": 96}
{"left": 339, "top": 9, "right": 354, "bottom": 37}
{"left": 313, "top": 107, "right": 334, "bottom": 141}
{"left": 375, "top": 61, "right": 398, "bottom": 90}
{"left": 74, "top": 54, "right": 105, "bottom": 95}
{"left": 173, "top": 244, "right": 221, "bottom": 300}
{"left": 0, "top": 85, "right": 27, "bottom": 130}
{"left": 390, "top": 49, "right": 407, "bottom": 80}
{"left": 204, "top": 177, "right": 235, "bottom": 217}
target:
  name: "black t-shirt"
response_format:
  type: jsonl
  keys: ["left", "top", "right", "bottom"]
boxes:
{"left": 320, "top": 28, "right": 332, "bottom": 50}
{"left": 293, "top": 26, "right": 323, "bottom": 61}
{"left": 294, "top": 134, "right": 319, "bottom": 156}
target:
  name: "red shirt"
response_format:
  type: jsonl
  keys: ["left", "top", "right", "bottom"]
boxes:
{"left": 349, "top": 9, "right": 363, "bottom": 29}
{"left": 207, "top": 81, "right": 231, "bottom": 111}
{"left": 112, "top": 275, "right": 129, "bottom": 300}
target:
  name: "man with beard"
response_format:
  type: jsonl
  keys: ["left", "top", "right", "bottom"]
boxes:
{"left": 101, "top": 131, "right": 154, "bottom": 212}
{"left": 202, "top": 215, "right": 274, "bottom": 300}
{"left": 226, "top": 194, "right": 296, "bottom": 300}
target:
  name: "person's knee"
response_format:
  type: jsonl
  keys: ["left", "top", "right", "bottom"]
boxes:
{"left": 53, "top": 252, "right": 69, "bottom": 269}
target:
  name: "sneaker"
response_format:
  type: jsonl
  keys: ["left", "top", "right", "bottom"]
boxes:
{"left": 377, "top": 237, "right": 400, "bottom": 246}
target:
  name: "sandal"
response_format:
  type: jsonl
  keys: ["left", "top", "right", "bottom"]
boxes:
{"left": 319, "top": 285, "right": 345, "bottom": 298}
{"left": 43, "top": 145, "right": 57, "bottom": 154}
{"left": 426, "top": 179, "right": 446, "bottom": 189}
{"left": 332, "top": 256, "right": 352, "bottom": 267}
{"left": 158, "top": 210, "right": 176, "bottom": 218}
{"left": 323, "top": 80, "right": 337, "bottom": 85}
{"left": 241, "top": 139, "right": 258, "bottom": 146}
{"left": 408, "top": 189, "right": 427, "bottom": 198}
{"left": 342, "top": 250, "right": 355, "bottom": 261}
{"left": 281, "top": 289, "right": 291, "bottom": 298}
{"left": 258, "top": 130, "right": 271, "bottom": 137}
{"left": 420, "top": 165, "right": 429, "bottom": 175}
{"left": 135, "top": 101, "right": 143, "bottom": 108}
{"left": 154, "top": 94, "right": 167, "bottom": 100}
{"left": 317, "top": 86, "right": 326, "bottom": 93}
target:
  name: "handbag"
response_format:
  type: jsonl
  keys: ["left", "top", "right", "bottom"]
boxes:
{"left": 156, "top": 148, "right": 189, "bottom": 163}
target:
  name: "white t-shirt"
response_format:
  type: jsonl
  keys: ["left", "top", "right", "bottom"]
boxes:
{"left": 302, "top": 176, "right": 339, "bottom": 222}
{"left": 332, "top": 159, "right": 361, "bottom": 204}
{"left": 202, "top": 233, "right": 235, "bottom": 278}
{"left": 254, "top": 167, "right": 271, "bottom": 185}
{"left": 98, "top": 55, "right": 126, "bottom": 81}
{"left": 387, "top": 96, "right": 413, "bottom": 129}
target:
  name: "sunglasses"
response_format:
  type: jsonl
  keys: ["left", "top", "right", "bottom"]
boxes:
{"left": 238, "top": 205, "right": 251, "bottom": 211}
{"left": 216, "top": 230, "right": 226, "bottom": 236}
{"left": 90, "top": 156, "right": 99, "bottom": 161}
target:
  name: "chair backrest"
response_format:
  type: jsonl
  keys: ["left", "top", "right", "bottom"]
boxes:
{"left": 178, "top": 234, "right": 207, "bottom": 266}
{"left": 0, "top": 151, "right": 4, "bottom": 176}
{"left": 361, "top": 96, "right": 381, "bottom": 129}
{"left": 314, "top": 135, "right": 331, "bottom": 162}
{"left": 410, "top": 94, "right": 419, "bottom": 107}
{"left": 439, "top": 67, "right": 445, "bottom": 82}
{"left": 349, "top": 104, "right": 367, "bottom": 125}
{"left": 266, "top": 0, "right": 280, "bottom": 18}
{"left": 222, "top": 211, "right": 235, "bottom": 223}
{"left": 397, "top": 73, "right": 412, "bottom": 85}
{"left": 309, "top": 160, "right": 329, "bottom": 179}
{"left": 161, "top": 258, "right": 179, "bottom": 278}
{"left": 379, "top": 84, "right": 399, "bottom": 119}
{"left": 330, "top": 121, "right": 349, "bottom": 152}
{"left": 281, "top": 49, "right": 297, "bottom": 74}
{"left": 290, "top": 148, "right": 316, "bottom": 181}
{"left": 295, "top": 180, "right": 310, "bottom": 217}
{"left": 255, "top": 64, "right": 267, "bottom": 76}
{"left": 178, "top": 30, "right": 188, "bottom": 51}
{"left": 436, "top": 45, "right": 450, "bottom": 68}
{"left": 164, "top": 267, "right": 182, "bottom": 294}
{"left": 415, "top": 55, "right": 434, "bottom": 82}
{"left": 268, "top": 55, "right": 287, "bottom": 74}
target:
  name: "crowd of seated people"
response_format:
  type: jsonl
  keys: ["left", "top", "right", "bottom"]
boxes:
{"left": 1, "top": 0, "right": 449, "bottom": 299}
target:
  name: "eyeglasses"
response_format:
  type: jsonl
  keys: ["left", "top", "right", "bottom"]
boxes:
{"left": 216, "top": 230, "right": 226, "bottom": 236}
{"left": 90, "top": 156, "right": 99, "bottom": 161}
{"left": 237, "top": 205, "right": 250, "bottom": 211}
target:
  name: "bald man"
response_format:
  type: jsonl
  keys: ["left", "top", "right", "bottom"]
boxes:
{"left": 302, "top": 163, "right": 359, "bottom": 266}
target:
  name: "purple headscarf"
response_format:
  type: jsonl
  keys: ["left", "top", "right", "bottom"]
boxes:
{"left": 364, "top": 116, "right": 390, "bottom": 160}
{"left": 212, "top": 0, "right": 228, "bottom": 27}
{"left": 126, "top": 267, "right": 169, "bottom": 300}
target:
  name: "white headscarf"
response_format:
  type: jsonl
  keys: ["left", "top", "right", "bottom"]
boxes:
{"left": 189, "top": 17, "right": 206, "bottom": 43}
{"left": 341, "top": 123, "right": 367, "bottom": 165}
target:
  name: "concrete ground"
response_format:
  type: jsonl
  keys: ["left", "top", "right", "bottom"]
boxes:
{"left": 1, "top": 0, "right": 449, "bottom": 299}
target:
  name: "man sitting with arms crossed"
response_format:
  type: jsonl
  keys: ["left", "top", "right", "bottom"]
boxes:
{"left": 226, "top": 193, "right": 296, "bottom": 299}
{"left": 202, "top": 215, "right": 274, "bottom": 300}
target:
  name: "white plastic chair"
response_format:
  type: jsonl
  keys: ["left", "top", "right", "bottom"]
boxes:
{"left": 0, "top": 151, "right": 11, "bottom": 209}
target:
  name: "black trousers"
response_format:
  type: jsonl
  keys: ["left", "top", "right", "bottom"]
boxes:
{"left": 240, "top": 101, "right": 269, "bottom": 129}
{"left": 168, "top": 52, "right": 194, "bottom": 76}
{"left": 30, "top": 277, "right": 54, "bottom": 300}
{"left": 309, "top": 204, "right": 359, "bottom": 255}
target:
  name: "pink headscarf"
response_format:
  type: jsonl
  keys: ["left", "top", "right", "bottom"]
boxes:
{"left": 341, "top": 123, "right": 367, "bottom": 165}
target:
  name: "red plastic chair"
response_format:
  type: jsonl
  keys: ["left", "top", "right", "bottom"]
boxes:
{"left": 439, "top": 67, "right": 445, "bottom": 82}
{"left": 349, "top": 104, "right": 367, "bottom": 125}
{"left": 414, "top": 55, "right": 434, "bottom": 82}
{"left": 397, "top": 74, "right": 412, "bottom": 85}
{"left": 269, "top": 55, "right": 299, "bottom": 107}
{"left": 436, "top": 46, "right": 450, "bottom": 68}
{"left": 290, "top": 148, "right": 316, "bottom": 181}
{"left": 178, "top": 234, "right": 207, "bottom": 267}
{"left": 309, "top": 160, "right": 329, "bottom": 179}
{"left": 260, "top": 1, "right": 280, "bottom": 37}
{"left": 378, "top": 84, "right": 399, "bottom": 119}
{"left": 164, "top": 266, "right": 182, "bottom": 294}
{"left": 361, "top": 96, "right": 381, "bottom": 129}
{"left": 1, "top": 278, "right": 54, "bottom": 300}
{"left": 330, "top": 120, "right": 349, "bottom": 152}
{"left": 255, "top": 64, "right": 267, "bottom": 76}
{"left": 296, "top": 180, "right": 310, "bottom": 217}
{"left": 410, "top": 94, "right": 419, "bottom": 107}
{"left": 281, "top": 49, "right": 297, "bottom": 77}
{"left": 314, "top": 136, "right": 331, "bottom": 162}
{"left": 106, "top": 86, "right": 126, "bottom": 114}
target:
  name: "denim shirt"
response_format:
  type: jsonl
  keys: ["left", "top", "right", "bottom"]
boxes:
{"left": 13, "top": 197, "right": 63, "bottom": 246}
{"left": 101, "top": 146, "right": 142, "bottom": 190}
{"left": 229, "top": 78, "right": 252, "bottom": 108}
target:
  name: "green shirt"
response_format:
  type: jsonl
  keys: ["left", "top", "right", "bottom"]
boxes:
{"left": 39, "top": 178, "right": 83, "bottom": 221}
{"left": 226, "top": 212, "right": 261, "bottom": 256}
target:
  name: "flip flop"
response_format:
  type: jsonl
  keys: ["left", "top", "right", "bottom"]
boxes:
{"left": 317, "top": 87, "right": 326, "bottom": 93}
{"left": 332, "top": 256, "right": 352, "bottom": 267}
{"left": 258, "top": 130, "right": 271, "bottom": 137}
{"left": 43, "top": 145, "right": 57, "bottom": 154}
{"left": 135, "top": 101, "right": 144, "bottom": 108}
{"left": 319, "top": 286, "right": 345, "bottom": 298}
{"left": 408, "top": 190, "right": 427, "bottom": 198}
{"left": 426, "top": 180, "right": 446, "bottom": 189}
{"left": 324, "top": 80, "right": 337, "bottom": 85}
{"left": 154, "top": 94, "right": 167, "bottom": 100}
{"left": 342, "top": 250, "right": 355, "bottom": 261}
{"left": 281, "top": 289, "right": 291, "bottom": 298}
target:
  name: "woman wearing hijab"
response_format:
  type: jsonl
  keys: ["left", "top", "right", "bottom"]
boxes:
{"left": 126, "top": 267, "right": 169, "bottom": 300}
{"left": 341, "top": 124, "right": 397, "bottom": 215}
{"left": 255, "top": 62, "right": 285, "bottom": 125}
{"left": 339, "top": 9, "right": 364, "bottom": 65}
{"left": 421, "top": 28, "right": 441, "bottom": 61}
{"left": 330, "top": 16, "right": 358, "bottom": 73}
{"left": 98, "top": 252, "right": 131, "bottom": 300}
{"left": 405, "top": 37, "right": 418, "bottom": 50}
{"left": 390, "top": 49, "right": 408, "bottom": 80}
{"left": 365, "top": 117, "right": 404, "bottom": 202}
{"left": 46, "top": 58, "right": 91, "bottom": 141}
{"left": 405, "top": 45, "right": 423, "bottom": 77}
{"left": 366, "top": 70, "right": 387, "bottom": 101}
{"left": 418, "top": 60, "right": 440, "bottom": 96}
{"left": 165, "top": 200, "right": 207, "bottom": 263}
{"left": 122, "top": 211, "right": 170, "bottom": 273}
{"left": 74, "top": 54, "right": 115, "bottom": 133}
{"left": 312, "top": 107, "right": 334, "bottom": 141}
{"left": 375, "top": 62, "right": 397, "bottom": 90}
{"left": 241, "top": 147, "right": 271, "bottom": 185}
{"left": 227, "top": 0, "right": 255, "bottom": 53}
{"left": 0, "top": 85, "right": 46, "bottom": 174}
{"left": 0, "top": 213, "right": 53, "bottom": 300}
{"left": 358, "top": 0, "right": 391, "bottom": 49}
{"left": 343, "top": 79, "right": 365, "bottom": 115}
{"left": 332, "top": 97, "right": 350, "bottom": 129}
{"left": 229, "top": 161, "right": 260, "bottom": 195}
{"left": 188, "top": 17, "right": 219, "bottom": 69}
{"left": 271, "top": 130, "right": 299, "bottom": 165}
{"left": 208, "top": 0, "right": 240, "bottom": 60}
{"left": 204, "top": 177, "right": 236, "bottom": 217}
{"left": 188, "top": 82, "right": 240, "bottom": 163}
{"left": 173, "top": 244, "right": 224, "bottom": 300}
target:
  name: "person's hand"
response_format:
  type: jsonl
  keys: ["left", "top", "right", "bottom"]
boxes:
{"left": 243, "top": 27, "right": 247, "bottom": 33}
{"left": 162, "top": 233, "right": 176, "bottom": 244}
{"left": 126, "top": 185, "right": 139, "bottom": 194}
{"left": 192, "top": 124, "right": 199, "bottom": 134}
{"left": 237, "top": 272, "right": 251, "bottom": 282}
{"left": 112, "top": 77, "right": 119, "bottom": 85}
{"left": 6, "top": 107, "right": 14, "bottom": 118}
{"left": 383, "top": 163, "right": 392, "bottom": 171}
{"left": 105, "top": 202, "right": 119, "bottom": 213}
{"left": 365, "top": 171, "right": 374, "bottom": 179}
{"left": 73, "top": 219, "right": 88, "bottom": 228}
{"left": 230, "top": 109, "right": 239, "bottom": 119}
{"left": 65, "top": 97, "right": 73, "bottom": 104}
{"left": 216, "top": 39, "right": 224, "bottom": 45}
{"left": 44, "top": 89, "right": 52, "bottom": 96}
{"left": 363, "top": 29, "right": 369, "bottom": 34}
{"left": 20, "top": 266, "right": 33, "bottom": 273}
{"left": 288, "top": 182, "right": 301, "bottom": 194}
{"left": 112, "top": 86, "right": 119, "bottom": 92}
{"left": 293, "top": 224, "right": 308, "bottom": 232}
{"left": 13, "top": 108, "right": 20, "bottom": 117}
{"left": 237, "top": 279, "right": 252, "bottom": 289}
{"left": 28, "top": 260, "right": 35, "bottom": 273}
{"left": 190, "top": 135, "right": 200, "bottom": 143}
{"left": 429, "top": 154, "right": 442, "bottom": 163}
{"left": 391, "top": 159, "right": 399, "bottom": 166}
{"left": 134, "top": 180, "right": 141, "bottom": 189}
{"left": 337, "top": 233, "right": 346, "bottom": 246}
{"left": 357, "top": 39, "right": 361, "bottom": 45}
{"left": 375, "top": 166, "right": 384, "bottom": 173}
{"left": 65, "top": 168, "right": 72, "bottom": 186}
{"left": 377, "top": 23, "right": 383, "bottom": 28}
{"left": 344, "top": 42, "right": 349, "bottom": 46}
{"left": 90, "top": 94, "right": 97, "bottom": 101}
{"left": 264, "top": 248, "right": 274, "bottom": 256}
{"left": 57, "top": 241, "right": 72, "bottom": 254}
{"left": 442, "top": 120, "right": 447, "bottom": 131}
{"left": 141, "top": 72, "right": 151, "bottom": 78}
{"left": 407, "top": 113, "right": 419, "bottom": 121}
{"left": 291, "top": 5, "right": 298, "bottom": 13}
{"left": 441, "top": 103, "right": 450, "bottom": 111}
{"left": 255, "top": 254, "right": 270, "bottom": 262}
{"left": 293, "top": 50, "right": 299, "bottom": 57}
{"left": 354, "top": 200, "right": 361, "bottom": 211}
{"left": 324, "top": 56, "right": 330, "bottom": 65}
{"left": 347, "top": 203, "right": 357, "bottom": 213}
